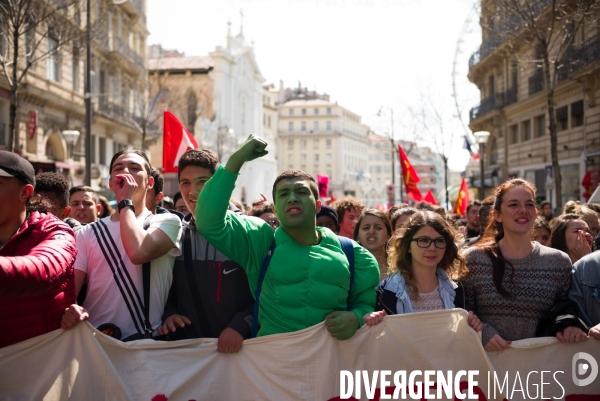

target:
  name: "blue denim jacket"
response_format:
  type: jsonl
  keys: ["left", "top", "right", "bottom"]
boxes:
{"left": 382, "top": 268, "right": 457, "bottom": 314}
{"left": 569, "top": 250, "right": 600, "bottom": 327}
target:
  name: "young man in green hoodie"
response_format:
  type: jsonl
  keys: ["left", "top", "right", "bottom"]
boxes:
{"left": 195, "top": 135, "right": 379, "bottom": 340}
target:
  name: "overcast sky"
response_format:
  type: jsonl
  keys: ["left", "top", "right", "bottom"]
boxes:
{"left": 147, "top": 0, "right": 481, "bottom": 171}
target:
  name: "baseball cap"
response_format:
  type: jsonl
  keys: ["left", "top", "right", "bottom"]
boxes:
{"left": 0, "top": 151, "right": 36, "bottom": 186}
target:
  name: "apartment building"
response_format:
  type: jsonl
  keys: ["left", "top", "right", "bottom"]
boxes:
{"left": 276, "top": 84, "right": 369, "bottom": 199}
{"left": 468, "top": 0, "right": 600, "bottom": 205}
{"left": 0, "top": 0, "right": 148, "bottom": 197}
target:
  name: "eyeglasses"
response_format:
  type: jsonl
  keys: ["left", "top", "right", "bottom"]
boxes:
{"left": 265, "top": 219, "right": 280, "bottom": 228}
{"left": 411, "top": 238, "right": 447, "bottom": 249}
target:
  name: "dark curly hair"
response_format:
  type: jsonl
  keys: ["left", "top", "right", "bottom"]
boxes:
{"left": 34, "top": 172, "right": 70, "bottom": 208}
{"left": 331, "top": 197, "right": 365, "bottom": 225}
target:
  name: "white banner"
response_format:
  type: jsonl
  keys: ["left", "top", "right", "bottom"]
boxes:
{"left": 0, "top": 309, "right": 598, "bottom": 401}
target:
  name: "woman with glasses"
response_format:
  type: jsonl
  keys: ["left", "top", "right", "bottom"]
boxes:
{"left": 363, "top": 211, "right": 483, "bottom": 332}
{"left": 462, "top": 179, "right": 588, "bottom": 352}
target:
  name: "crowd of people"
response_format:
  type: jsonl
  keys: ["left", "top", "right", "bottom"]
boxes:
{"left": 1, "top": 134, "right": 599, "bottom": 357}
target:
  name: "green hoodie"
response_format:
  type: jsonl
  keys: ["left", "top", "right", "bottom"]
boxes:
{"left": 196, "top": 166, "right": 379, "bottom": 337}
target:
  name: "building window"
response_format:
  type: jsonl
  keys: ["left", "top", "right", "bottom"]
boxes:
{"left": 571, "top": 100, "right": 584, "bottom": 127}
{"left": 556, "top": 106, "right": 568, "bottom": 130}
{"left": 510, "top": 124, "right": 518, "bottom": 144}
{"left": 302, "top": 108, "right": 306, "bottom": 115}
{"left": 300, "top": 139, "right": 306, "bottom": 150}
{"left": 289, "top": 109, "right": 294, "bottom": 115}
{"left": 326, "top": 139, "right": 331, "bottom": 149}
{"left": 288, "top": 154, "right": 293, "bottom": 166}
{"left": 287, "top": 139, "right": 294, "bottom": 148}
{"left": 490, "top": 138, "right": 498, "bottom": 164}
{"left": 314, "top": 154, "right": 319, "bottom": 164}
{"left": 326, "top": 121, "right": 332, "bottom": 132}
{"left": 99, "top": 137, "right": 106, "bottom": 165}
{"left": 534, "top": 114, "right": 545, "bottom": 138}
{"left": 326, "top": 153, "right": 331, "bottom": 165}
{"left": 314, "top": 108, "right": 319, "bottom": 115}
{"left": 327, "top": 108, "right": 332, "bottom": 115}
{"left": 72, "top": 45, "right": 80, "bottom": 92}
{"left": 521, "top": 120, "right": 531, "bottom": 141}
{"left": 288, "top": 122, "right": 293, "bottom": 133}
{"left": 301, "top": 122, "right": 306, "bottom": 132}
{"left": 300, "top": 154, "right": 306, "bottom": 165}
{"left": 313, "top": 121, "right": 318, "bottom": 133}
{"left": 46, "top": 38, "right": 59, "bottom": 81}
{"left": 268, "top": 116, "right": 271, "bottom": 127}
{"left": 314, "top": 139, "right": 319, "bottom": 149}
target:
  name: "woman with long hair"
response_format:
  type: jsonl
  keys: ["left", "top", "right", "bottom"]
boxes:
{"left": 549, "top": 214, "right": 593, "bottom": 264}
{"left": 353, "top": 209, "right": 392, "bottom": 281}
{"left": 363, "top": 211, "right": 483, "bottom": 332}
{"left": 462, "top": 179, "right": 588, "bottom": 352}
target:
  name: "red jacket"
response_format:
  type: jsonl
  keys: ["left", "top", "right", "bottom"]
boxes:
{"left": 0, "top": 211, "right": 77, "bottom": 348}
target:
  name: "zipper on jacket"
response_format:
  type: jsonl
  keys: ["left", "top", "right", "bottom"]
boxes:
{"left": 215, "top": 261, "right": 222, "bottom": 302}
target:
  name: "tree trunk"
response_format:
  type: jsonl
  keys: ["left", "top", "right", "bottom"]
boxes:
{"left": 543, "top": 53, "right": 562, "bottom": 212}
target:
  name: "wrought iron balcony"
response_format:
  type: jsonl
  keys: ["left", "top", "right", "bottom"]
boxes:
{"left": 117, "top": 38, "right": 145, "bottom": 72}
{"left": 469, "top": 87, "right": 518, "bottom": 122}
{"left": 469, "top": 0, "right": 553, "bottom": 70}
{"left": 557, "top": 33, "right": 600, "bottom": 82}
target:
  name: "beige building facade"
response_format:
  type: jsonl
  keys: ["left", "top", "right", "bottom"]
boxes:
{"left": 276, "top": 85, "right": 369, "bottom": 199}
{"left": 0, "top": 0, "right": 148, "bottom": 198}
{"left": 468, "top": 0, "right": 600, "bottom": 205}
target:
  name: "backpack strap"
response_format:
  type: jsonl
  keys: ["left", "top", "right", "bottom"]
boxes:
{"left": 337, "top": 236, "right": 355, "bottom": 311}
{"left": 251, "top": 235, "right": 276, "bottom": 338}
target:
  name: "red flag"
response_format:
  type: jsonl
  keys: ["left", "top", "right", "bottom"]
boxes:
{"left": 398, "top": 145, "right": 423, "bottom": 201}
{"left": 453, "top": 178, "right": 470, "bottom": 215}
{"left": 317, "top": 174, "right": 329, "bottom": 198}
{"left": 163, "top": 110, "right": 199, "bottom": 173}
{"left": 423, "top": 189, "right": 438, "bottom": 205}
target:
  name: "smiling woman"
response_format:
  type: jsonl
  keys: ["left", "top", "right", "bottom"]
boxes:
{"left": 462, "top": 179, "right": 589, "bottom": 352}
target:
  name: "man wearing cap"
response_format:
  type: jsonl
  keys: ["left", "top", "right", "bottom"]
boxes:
{"left": 0, "top": 151, "right": 77, "bottom": 348}
{"left": 316, "top": 205, "right": 340, "bottom": 234}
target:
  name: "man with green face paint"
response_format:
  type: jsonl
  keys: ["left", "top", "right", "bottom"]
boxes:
{"left": 195, "top": 135, "right": 379, "bottom": 339}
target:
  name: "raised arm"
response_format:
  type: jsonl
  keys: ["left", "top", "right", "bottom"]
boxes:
{"left": 195, "top": 136, "right": 273, "bottom": 277}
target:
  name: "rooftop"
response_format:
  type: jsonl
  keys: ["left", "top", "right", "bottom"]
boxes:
{"left": 148, "top": 56, "right": 214, "bottom": 72}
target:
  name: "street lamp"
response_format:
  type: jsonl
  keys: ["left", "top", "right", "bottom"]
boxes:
{"left": 62, "top": 130, "right": 81, "bottom": 158}
{"left": 378, "top": 106, "right": 401, "bottom": 205}
{"left": 474, "top": 131, "right": 490, "bottom": 200}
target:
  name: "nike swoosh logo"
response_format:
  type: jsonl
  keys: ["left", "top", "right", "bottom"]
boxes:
{"left": 223, "top": 268, "right": 239, "bottom": 275}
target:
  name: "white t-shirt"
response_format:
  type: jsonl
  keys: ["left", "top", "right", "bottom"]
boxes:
{"left": 74, "top": 210, "right": 182, "bottom": 339}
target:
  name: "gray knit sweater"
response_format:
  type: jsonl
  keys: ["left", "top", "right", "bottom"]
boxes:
{"left": 462, "top": 242, "right": 572, "bottom": 345}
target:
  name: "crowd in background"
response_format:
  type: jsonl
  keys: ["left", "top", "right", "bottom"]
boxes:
{"left": 1, "top": 140, "right": 599, "bottom": 357}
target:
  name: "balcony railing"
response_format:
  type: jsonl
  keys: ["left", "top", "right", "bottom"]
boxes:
{"left": 557, "top": 33, "right": 600, "bottom": 82}
{"left": 528, "top": 70, "right": 544, "bottom": 95}
{"left": 117, "top": 38, "right": 145, "bottom": 72}
{"left": 469, "top": 87, "right": 518, "bottom": 122}
{"left": 469, "top": 0, "right": 553, "bottom": 70}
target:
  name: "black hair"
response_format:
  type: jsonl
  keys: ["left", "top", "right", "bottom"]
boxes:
{"left": 178, "top": 148, "right": 219, "bottom": 182}
{"left": 272, "top": 170, "right": 319, "bottom": 201}
{"left": 34, "top": 172, "right": 69, "bottom": 208}
{"left": 109, "top": 149, "right": 151, "bottom": 176}
{"left": 150, "top": 168, "right": 164, "bottom": 194}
